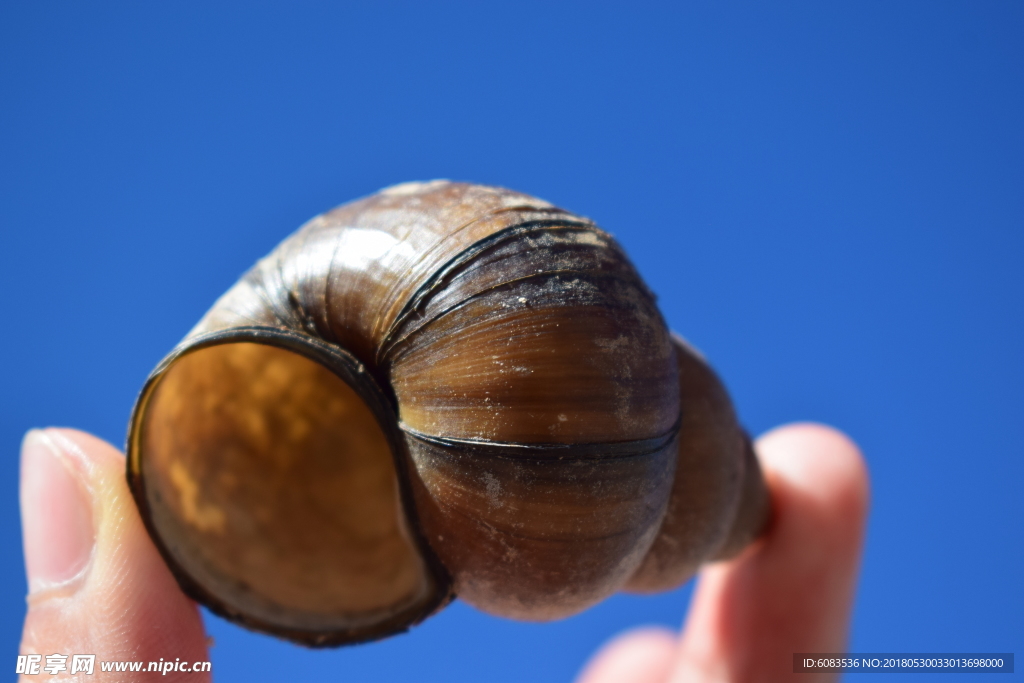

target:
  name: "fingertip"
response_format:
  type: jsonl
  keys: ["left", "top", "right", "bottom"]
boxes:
{"left": 757, "top": 422, "right": 870, "bottom": 527}
{"left": 675, "top": 423, "right": 870, "bottom": 681}
{"left": 45, "top": 427, "right": 127, "bottom": 472}
{"left": 19, "top": 427, "right": 210, "bottom": 679}
{"left": 576, "top": 627, "right": 677, "bottom": 683}
{"left": 20, "top": 430, "right": 96, "bottom": 595}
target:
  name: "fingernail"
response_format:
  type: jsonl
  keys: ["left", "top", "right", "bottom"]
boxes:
{"left": 20, "top": 430, "right": 95, "bottom": 593}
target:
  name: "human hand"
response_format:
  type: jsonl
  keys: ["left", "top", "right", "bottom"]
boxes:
{"left": 18, "top": 429, "right": 210, "bottom": 681}
{"left": 576, "top": 424, "right": 869, "bottom": 683}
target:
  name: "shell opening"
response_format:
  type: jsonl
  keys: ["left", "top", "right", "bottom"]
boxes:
{"left": 133, "top": 341, "right": 439, "bottom": 642}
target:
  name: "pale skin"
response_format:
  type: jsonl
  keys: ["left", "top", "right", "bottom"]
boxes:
{"left": 19, "top": 423, "right": 868, "bottom": 683}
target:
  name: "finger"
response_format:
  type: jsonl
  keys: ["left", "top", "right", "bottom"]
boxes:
{"left": 19, "top": 428, "right": 211, "bottom": 681}
{"left": 673, "top": 423, "right": 869, "bottom": 683}
{"left": 576, "top": 627, "right": 677, "bottom": 683}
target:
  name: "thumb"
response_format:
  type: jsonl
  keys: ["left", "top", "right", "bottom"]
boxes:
{"left": 19, "top": 428, "right": 211, "bottom": 681}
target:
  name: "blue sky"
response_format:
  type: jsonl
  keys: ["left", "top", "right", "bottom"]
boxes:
{"left": 1, "top": 3, "right": 1021, "bottom": 680}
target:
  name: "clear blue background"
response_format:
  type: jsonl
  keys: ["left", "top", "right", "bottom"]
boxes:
{"left": 1, "top": 2, "right": 1021, "bottom": 681}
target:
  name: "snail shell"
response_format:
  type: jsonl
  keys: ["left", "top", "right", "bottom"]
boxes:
{"left": 126, "top": 181, "right": 769, "bottom": 647}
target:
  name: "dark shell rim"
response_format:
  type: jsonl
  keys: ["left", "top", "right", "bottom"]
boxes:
{"left": 399, "top": 421, "right": 681, "bottom": 461}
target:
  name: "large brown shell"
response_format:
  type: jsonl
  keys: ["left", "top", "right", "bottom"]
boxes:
{"left": 126, "top": 181, "right": 768, "bottom": 646}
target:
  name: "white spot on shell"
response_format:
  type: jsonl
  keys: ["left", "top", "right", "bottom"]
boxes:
{"left": 482, "top": 471, "right": 503, "bottom": 508}
{"left": 332, "top": 228, "right": 417, "bottom": 272}
{"left": 594, "top": 334, "right": 630, "bottom": 352}
{"left": 380, "top": 179, "right": 451, "bottom": 195}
